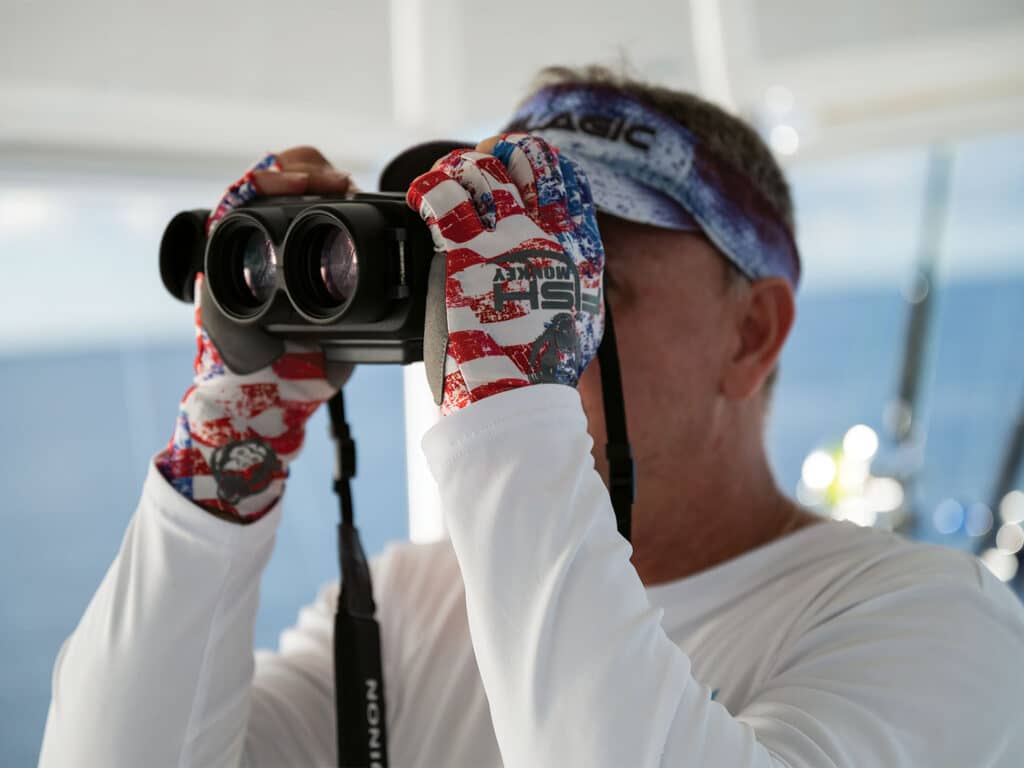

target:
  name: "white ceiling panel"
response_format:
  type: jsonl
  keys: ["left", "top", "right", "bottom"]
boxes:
{"left": 752, "top": 0, "right": 1024, "bottom": 61}
{"left": 1, "top": 0, "right": 394, "bottom": 113}
{"left": 455, "top": 0, "right": 700, "bottom": 129}
{"left": 1, "top": 0, "right": 1022, "bottom": 172}
{"left": 1, "top": 0, "right": 397, "bottom": 172}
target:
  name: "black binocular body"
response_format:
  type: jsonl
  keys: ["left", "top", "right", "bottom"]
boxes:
{"left": 159, "top": 192, "right": 439, "bottom": 374}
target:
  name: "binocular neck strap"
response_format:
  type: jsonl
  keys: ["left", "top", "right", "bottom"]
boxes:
{"left": 598, "top": 298, "right": 635, "bottom": 542}
{"left": 328, "top": 393, "right": 390, "bottom": 768}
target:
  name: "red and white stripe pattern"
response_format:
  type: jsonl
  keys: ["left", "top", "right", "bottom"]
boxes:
{"left": 156, "top": 154, "right": 338, "bottom": 522}
{"left": 156, "top": 276, "right": 337, "bottom": 521}
{"left": 407, "top": 134, "right": 605, "bottom": 415}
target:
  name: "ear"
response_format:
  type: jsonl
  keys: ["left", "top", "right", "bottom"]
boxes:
{"left": 721, "top": 277, "right": 795, "bottom": 401}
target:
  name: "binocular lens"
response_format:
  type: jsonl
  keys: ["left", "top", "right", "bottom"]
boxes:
{"left": 241, "top": 231, "right": 277, "bottom": 304}
{"left": 318, "top": 227, "right": 359, "bottom": 304}
{"left": 285, "top": 220, "right": 360, "bottom": 320}
{"left": 207, "top": 222, "right": 279, "bottom": 317}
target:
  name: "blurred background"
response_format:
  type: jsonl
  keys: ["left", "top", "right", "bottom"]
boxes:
{"left": 2, "top": 0, "right": 1023, "bottom": 764}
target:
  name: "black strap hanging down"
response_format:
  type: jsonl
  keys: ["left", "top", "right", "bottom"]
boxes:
{"left": 327, "top": 393, "right": 389, "bottom": 768}
{"left": 597, "top": 299, "right": 635, "bottom": 542}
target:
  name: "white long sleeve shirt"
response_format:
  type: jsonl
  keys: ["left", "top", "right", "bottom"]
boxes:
{"left": 40, "top": 384, "right": 1024, "bottom": 767}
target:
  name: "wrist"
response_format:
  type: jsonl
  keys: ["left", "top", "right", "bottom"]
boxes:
{"left": 155, "top": 436, "right": 288, "bottom": 524}
{"left": 157, "top": 382, "right": 301, "bottom": 522}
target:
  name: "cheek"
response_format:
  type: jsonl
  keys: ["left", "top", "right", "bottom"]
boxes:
{"left": 614, "top": 287, "right": 727, "bottom": 403}
{"left": 610, "top": 304, "right": 729, "bottom": 472}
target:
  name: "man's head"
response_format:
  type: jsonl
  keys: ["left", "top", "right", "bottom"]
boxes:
{"left": 513, "top": 67, "right": 799, "bottom": 563}
{"left": 381, "top": 65, "right": 806, "bottom": 575}
{"left": 527, "top": 65, "right": 796, "bottom": 234}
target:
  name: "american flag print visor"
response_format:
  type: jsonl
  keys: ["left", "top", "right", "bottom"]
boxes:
{"left": 504, "top": 85, "right": 801, "bottom": 287}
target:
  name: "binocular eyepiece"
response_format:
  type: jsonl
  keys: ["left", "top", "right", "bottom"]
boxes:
{"left": 159, "top": 193, "right": 438, "bottom": 370}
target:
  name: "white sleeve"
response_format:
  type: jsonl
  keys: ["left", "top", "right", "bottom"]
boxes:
{"left": 421, "top": 384, "right": 1024, "bottom": 768}
{"left": 38, "top": 460, "right": 322, "bottom": 768}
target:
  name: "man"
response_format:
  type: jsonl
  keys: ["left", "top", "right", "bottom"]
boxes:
{"left": 40, "top": 67, "right": 1024, "bottom": 767}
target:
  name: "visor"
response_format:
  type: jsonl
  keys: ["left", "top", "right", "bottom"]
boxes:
{"left": 379, "top": 85, "right": 800, "bottom": 287}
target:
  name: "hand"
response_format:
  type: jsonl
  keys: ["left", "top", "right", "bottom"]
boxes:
{"left": 208, "top": 145, "right": 356, "bottom": 230}
{"left": 156, "top": 148, "right": 356, "bottom": 523}
{"left": 407, "top": 133, "right": 605, "bottom": 414}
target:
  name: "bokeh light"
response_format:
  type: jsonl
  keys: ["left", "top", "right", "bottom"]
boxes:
{"left": 933, "top": 498, "right": 965, "bottom": 535}
{"left": 866, "top": 477, "right": 904, "bottom": 513}
{"left": 802, "top": 450, "right": 836, "bottom": 490}
{"left": 835, "top": 496, "right": 877, "bottom": 527}
{"left": 838, "top": 456, "right": 869, "bottom": 491}
{"left": 901, "top": 271, "right": 930, "bottom": 304}
{"left": 980, "top": 548, "right": 1019, "bottom": 582}
{"left": 965, "top": 503, "right": 994, "bottom": 537}
{"left": 995, "top": 522, "right": 1024, "bottom": 555}
{"left": 999, "top": 490, "right": 1024, "bottom": 524}
{"left": 843, "top": 424, "right": 879, "bottom": 462}
{"left": 883, "top": 399, "right": 913, "bottom": 439}
{"left": 770, "top": 124, "right": 800, "bottom": 156}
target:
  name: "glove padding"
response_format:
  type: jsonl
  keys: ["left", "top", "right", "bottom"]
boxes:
{"left": 156, "top": 153, "right": 347, "bottom": 522}
{"left": 407, "top": 133, "right": 605, "bottom": 415}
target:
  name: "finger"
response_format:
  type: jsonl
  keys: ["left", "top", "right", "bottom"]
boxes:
{"left": 272, "top": 159, "right": 339, "bottom": 175}
{"left": 407, "top": 168, "right": 484, "bottom": 247}
{"left": 429, "top": 142, "right": 485, "bottom": 172}
{"left": 558, "top": 154, "right": 600, "bottom": 245}
{"left": 275, "top": 145, "right": 332, "bottom": 168}
{"left": 474, "top": 135, "right": 502, "bottom": 155}
{"left": 490, "top": 134, "right": 569, "bottom": 229}
{"left": 557, "top": 154, "right": 585, "bottom": 226}
{"left": 303, "top": 170, "right": 354, "bottom": 195}
{"left": 258, "top": 150, "right": 355, "bottom": 195}
{"left": 434, "top": 149, "right": 524, "bottom": 229}
{"left": 207, "top": 152, "right": 281, "bottom": 232}
{"left": 250, "top": 170, "right": 310, "bottom": 196}
{"left": 559, "top": 155, "right": 604, "bottom": 278}
{"left": 571, "top": 155, "right": 597, "bottom": 215}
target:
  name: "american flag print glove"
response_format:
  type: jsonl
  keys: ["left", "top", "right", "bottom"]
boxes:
{"left": 155, "top": 154, "right": 339, "bottom": 523}
{"left": 407, "top": 134, "right": 605, "bottom": 415}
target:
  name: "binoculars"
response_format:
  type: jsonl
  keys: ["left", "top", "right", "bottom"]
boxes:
{"left": 159, "top": 193, "right": 439, "bottom": 374}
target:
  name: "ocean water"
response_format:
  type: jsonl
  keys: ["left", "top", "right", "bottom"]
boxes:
{"left": 2, "top": 275, "right": 1022, "bottom": 765}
